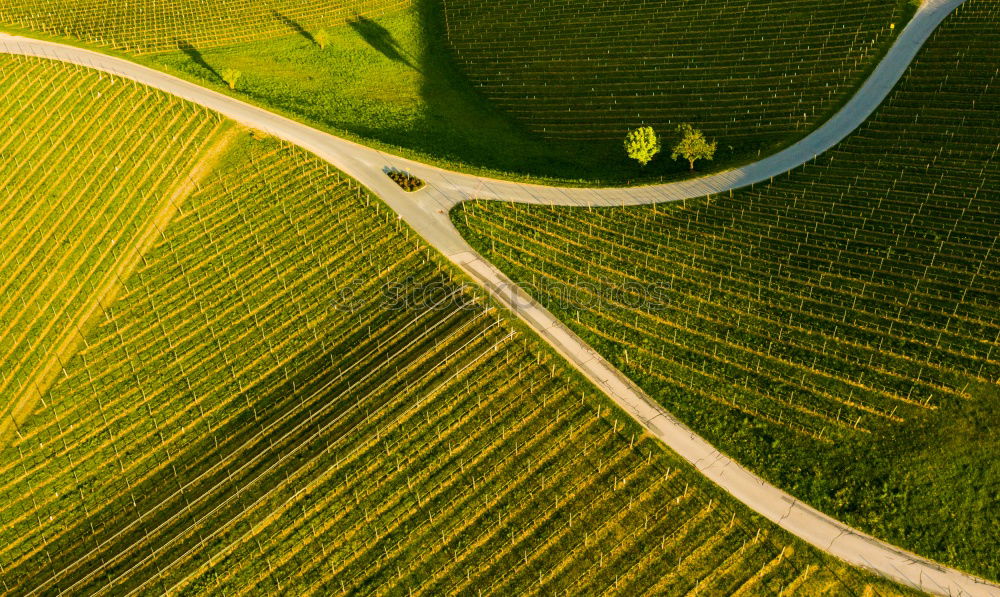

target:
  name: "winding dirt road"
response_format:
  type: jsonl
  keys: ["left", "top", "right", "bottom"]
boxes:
{"left": 2, "top": 0, "right": 997, "bottom": 593}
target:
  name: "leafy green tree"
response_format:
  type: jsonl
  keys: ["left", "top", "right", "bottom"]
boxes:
{"left": 624, "top": 126, "right": 661, "bottom": 167}
{"left": 221, "top": 68, "right": 241, "bottom": 90}
{"left": 671, "top": 123, "right": 717, "bottom": 170}
{"left": 315, "top": 29, "right": 331, "bottom": 49}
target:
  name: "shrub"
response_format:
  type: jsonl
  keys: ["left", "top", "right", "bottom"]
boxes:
{"left": 221, "top": 67, "right": 241, "bottom": 90}
{"left": 315, "top": 29, "right": 331, "bottom": 49}
{"left": 386, "top": 169, "right": 425, "bottom": 192}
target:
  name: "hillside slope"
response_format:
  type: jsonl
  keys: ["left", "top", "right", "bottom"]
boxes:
{"left": 456, "top": 0, "right": 1000, "bottom": 580}
{"left": 0, "top": 54, "right": 229, "bottom": 446}
{"left": 443, "top": 0, "right": 912, "bottom": 170}
{"left": 0, "top": 125, "right": 910, "bottom": 594}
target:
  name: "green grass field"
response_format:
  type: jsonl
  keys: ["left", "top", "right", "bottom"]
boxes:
{"left": 456, "top": 0, "right": 1000, "bottom": 581}
{"left": 0, "top": 53, "right": 229, "bottom": 447}
{"left": 0, "top": 56, "right": 915, "bottom": 594}
{"left": 148, "top": 5, "right": 588, "bottom": 183}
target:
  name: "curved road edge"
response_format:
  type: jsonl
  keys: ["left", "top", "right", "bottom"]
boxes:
{"left": 1, "top": 0, "right": 996, "bottom": 593}
{"left": 453, "top": 251, "right": 999, "bottom": 597}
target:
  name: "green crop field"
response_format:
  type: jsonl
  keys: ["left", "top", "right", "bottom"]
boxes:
{"left": 457, "top": 0, "right": 1000, "bottom": 581}
{"left": 0, "top": 53, "right": 230, "bottom": 447}
{"left": 0, "top": 55, "right": 913, "bottom": 595}
{"left": 0, "top": 0, "right": 411, "bottom": 53}
{"left": 442, "top": 0, "right": 913, "bottom": 168}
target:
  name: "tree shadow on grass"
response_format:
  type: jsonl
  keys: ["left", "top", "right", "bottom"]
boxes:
{"left": 272, "top": 10, "right": 315, "bottom": 44}
{"left": 348, "top": 14, "right": 419, "bottom": 72}
{"left": 175, "top": 39, "right": 221, "bottom": 82}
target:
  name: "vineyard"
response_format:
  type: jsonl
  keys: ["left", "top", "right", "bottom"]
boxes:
{"left": 0, "top": 0, "right": 991, "bottom": 591}
{"left": 456, "top": 0, "right": 1000, "bottom": 580}
{"left": 443, "top": 0, "right": 910, "bottom": 161}
{"left": 0, "top": 54, "right": 227, "bottom": 447}
{"left": 0, "top": 118, "right": 909, "bottom": 593}
{"left": 2, "top": 0, "right": 923, "bottom": 183}
{"left": 0, "top": 0, "right": 411, "bottom": 53}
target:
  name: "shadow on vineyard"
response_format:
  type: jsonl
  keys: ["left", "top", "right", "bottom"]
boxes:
{"left": 5, "top": 303, "right": 479, "bottom": 592}
{"left": 272, "top": 10, "right": 316, "bottom": 44}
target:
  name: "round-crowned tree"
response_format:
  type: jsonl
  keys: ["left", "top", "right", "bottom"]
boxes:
{"left": 624, "top": 126, "right": 661, "bottom": 167}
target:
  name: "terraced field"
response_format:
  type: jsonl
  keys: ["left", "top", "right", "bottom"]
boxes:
{"left": 443, "top": 0, "right": 911, "bottom": 160}
{"left": 456, "top": 0, "right": 1000, "bottom": 580}
{"left": 0, "top": 53, "right": 228, "bottom": 445}
{"left": 0, "top": 81, "right": 911, "bottom": 592}
{"left": 0, "top": 0, "right": 410, "bottom": 53}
